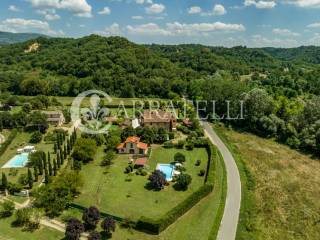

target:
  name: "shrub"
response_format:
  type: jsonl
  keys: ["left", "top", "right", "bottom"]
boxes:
{"left": 163, "top": 141, "right": 174, "bottom": 148}
{"left": 174, "top": 152, "right": 186, "bottom": 163}
{"left": 195, "top": 159, "right": 201, "bottom": 166}
{"left": 7, "top": 182, "right": 23, "bottom": 194}
{"left": 175, "top": 140, "right": 185, "bottom": 149}
{"left": 148, "top": 170, "right": 167, "bottom": 191}
{"left": 13, "top": 208, "right": 32, "bottom": 227}
{"left": 18, "top": 173, "right": 29, "bottom": 186}
{"left": 174, "top": 174, "right": 192, "bottom": 191}
{"left": 88, "top": 231, "right": 101, "bottom": 240}
{"left": 0, "top": 200, "right": 15, "bottom": 218}
{"left": 29, "top": 131, "right": 43, "bottom": 144}
{"left": 199, "top": 169, "right": 206, "bottom": 177}
{"left": 101, "top": 216, "right": 116, "bottom": 236}
{"left": 168, "top": 132, "right": 175, "bottom": 140}
{"left": 82, "top": 206, "right": 100, "bottom": 230}
{"left": 65, "top": 218, "right": 84, "bottom": 240}
{"left": 185, "top": 142, "right": 194, "bottom": 150}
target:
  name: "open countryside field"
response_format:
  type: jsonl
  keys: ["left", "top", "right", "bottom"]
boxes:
{"left": 215, "top": 125, "right": 320, "bottom": 240}
{"left": 0, "top": 215, "right": 64, "bottom": 240}
{"left": 73, "top": 146, "right": 209, "bottom": 220}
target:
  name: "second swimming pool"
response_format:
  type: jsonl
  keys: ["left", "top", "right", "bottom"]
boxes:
{"left": 2, "top": 153, "right": 29, "bottom": 168}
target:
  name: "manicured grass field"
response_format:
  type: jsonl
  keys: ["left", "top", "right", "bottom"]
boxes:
{"left": 0, "top": 215, "right": 64, "bottom": 240}
{"left": 73, "top": 146, "right": 209, "bottom": 221}
{"left": 61, "top": 144, "right": 227, "bottom": 240}
{"left": 215, "top": 125, "right": 320, "bottom": 240}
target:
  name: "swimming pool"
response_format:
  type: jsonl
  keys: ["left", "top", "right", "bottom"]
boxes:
{"left": 2, "top": 153, "right": 29, "bottom": 168}
{"left": 157, "top": 164, "right": 174, "bottom": 181}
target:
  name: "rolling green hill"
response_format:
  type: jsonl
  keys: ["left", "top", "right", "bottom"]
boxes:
{"left": 0, "top": 31, "right": 46, "bottom": 45}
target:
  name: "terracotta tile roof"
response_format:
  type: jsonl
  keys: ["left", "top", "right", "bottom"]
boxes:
{"left": 137, "top": 142, "right": 148, "bottom": 150}
{"left": 125, "top": 136, "right": 140, "bottom": 143}
{"left": 135, "top": 157, "right": 148, "bottom": 166}
{"left": 116, "top": 143, "right": 125, "bottom": 149}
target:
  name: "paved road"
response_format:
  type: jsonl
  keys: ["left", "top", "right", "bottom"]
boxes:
{"left": 201, "top": 122, "right": 241, "bottom": 240}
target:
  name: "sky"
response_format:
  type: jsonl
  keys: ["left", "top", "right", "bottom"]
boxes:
{"left": 0, "top": 0, "right": 320, "bottom": 47}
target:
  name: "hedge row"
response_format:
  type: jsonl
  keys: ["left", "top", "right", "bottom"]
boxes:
{"left": 136, "top": 140, "right": 218, "bottom": 234}
{"left": 0, "top": 129, "right": 18, "bottom": 157}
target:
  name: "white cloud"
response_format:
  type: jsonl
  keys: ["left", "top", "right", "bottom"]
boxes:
{"left": 283, "top": 0, "right": 320, "bottom": 8}
{"left": 308, "top": 33, "right": 320, "bottom": 45}
{"left": 251, "top": 34, "right": 298, "bottom": 47}
{"left": 8, "top": 5, "right": 21, "bottom": 12}
{"left": 188, "top": 4, "right": 227, "bottom": 16}
{"left": 135, "top": 0, "right": 153, "bottom": 4}
{"left": 132, "top": 15, "right": 144, "bottom": 20}
{"left": 97, "top": 23, "right": 123, "bottom": 36}
{"left": 307, "top": 22, "right": 320, "bottom": 28}
{"left": 244, "top": 0, "right": 276, "bottom": 9}
{"left": 188, "top": 6, "right": 202, "bottom": 14}
{"left": 212, "top": 4, "right": 227, "bottom": 15}
{"left": 27, "top": 0, "right": 92, "bottom": 18}
{"left": 272, "top": 28, "right": 300, "bottom": 37}
{"left": 127, "top": 23, "right": 171, "bottom": 36}
{"left": 0, "top": 18, "right": 64, "bottom": 36}
{"left": 36, "top": 9, "right": 61, "bottom": 21}
{"left": 145, "top": 3, "right": 165, "bottom": 14}
{"left": 126, "top": 21, "right": 245, "bottom": 36}
{"left": 98, "top": 7, "right": 111, "bottom": 15}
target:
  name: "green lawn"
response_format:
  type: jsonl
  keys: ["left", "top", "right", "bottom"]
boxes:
{"left": 73, "top": 146, "right": 208, "bottom": 221}
{"left": 61, "top": 144, "right": 226, "bottom": 240}
{"left": 0, "top": 215, "right": 64, "bottom": 240}
{"left": 0, "top": 129, "right": 55, "bottom": 185}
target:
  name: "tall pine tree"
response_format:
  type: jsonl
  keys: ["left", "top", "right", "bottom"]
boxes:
{"left": 27, "top": 168, "right": 33, "bottom": 189}
{"left": 53, "top": 158, "right": 57, "bottom": 176}
{"left": 33, "top": 166, "right": 38, "bottom": 182}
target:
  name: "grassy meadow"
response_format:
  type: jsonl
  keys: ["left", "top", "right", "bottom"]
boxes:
{"left": 73, "top": 146, "right": 209, "bottom": 221}
{"left": 214, "top": 125, "right": 320, "bottom": 240}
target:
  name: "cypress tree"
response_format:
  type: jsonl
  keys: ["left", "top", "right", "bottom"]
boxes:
{"left": 33, "top": 166, "right": 38, "bottom": 182}
{"left": 27, "top": 168, "right": 33, "bottom": 189}
{"left": 1, "top": 173, "right": 8, "bottom": 190}
{"left": 43, "top": 158, "right": 47, "bottom": 172}
{"left": 54, "top": 142, "right": 57, "bottom": 153}
{"left": 44, "top": 168, "right": 49, "bottom": 184}
{"left": 67, "top": 138, "right": 71, "bottom": 154}
{"left": 57, "top": 152, "right": 61, "bottom": 169}
{"left": 64, "top": 144, "right": 67, "bottom": 159}
{"left": 38, "top": 158, "right": 43, "bottom": 175}
{"left": 53, "top": 158, "right": 57, "bottom": 176}
{"left": 60, "top": 148, "right": 64, "bottom": 164}
{"left": 48, "top": 159, "right": 53, "bottom": 176}
{"left": 56, "top": 133, "right": 60, "bottom": 149}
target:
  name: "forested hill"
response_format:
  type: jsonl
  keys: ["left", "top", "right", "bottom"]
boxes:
{"left": 1, "top": 34, "right": 320, "bottom": 155}
{"left": 262, "top": 46, "right": 320, "bottom": 64}
{"left": 0, "top": 31, "right": 46, "bottom": 45}
{"left": 0, "top": 34, "right": 320, "bottom": 98}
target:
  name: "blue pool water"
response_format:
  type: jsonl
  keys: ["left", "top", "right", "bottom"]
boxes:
{"left": 2, "top": 153, "right": 29, "bottom": 168}
{"left": 157, "top": 164, "right": 174, "bottom": 181}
